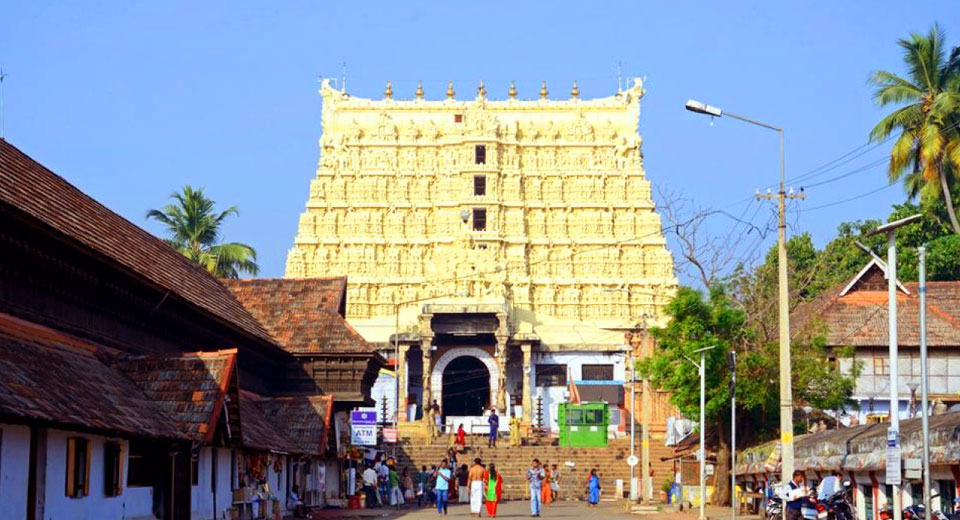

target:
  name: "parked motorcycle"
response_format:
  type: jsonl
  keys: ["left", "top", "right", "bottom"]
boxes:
{"left": 765, "top": 495, "right": 783, "bottom": 520}
{"left": 878, "top": 492, "right": 954, "bottom": 520}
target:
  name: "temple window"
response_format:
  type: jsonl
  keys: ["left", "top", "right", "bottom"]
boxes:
{"left": 472, "top": 208, "right": 487, "bottom": 231}
{"left": 475, "top": 145, "right": 486, "bottom": 165}
{"left": 474, "top": 175, "right": 486, "bottom": 196}
{"left": 454, "top": 114, "right": 463, "bottom": 123}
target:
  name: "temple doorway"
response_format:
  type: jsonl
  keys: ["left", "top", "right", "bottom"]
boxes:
{"left": 442, "top": 356, "right": 490, "bottom": 417}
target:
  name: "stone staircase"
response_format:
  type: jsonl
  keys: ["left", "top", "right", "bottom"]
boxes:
{"left": 394, "top": 436, "right": 676, "bottom": 501}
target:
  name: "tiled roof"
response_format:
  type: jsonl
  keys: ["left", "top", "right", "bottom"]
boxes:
{"left": 792, "top": 264, "right": 960, "bottom": 347}
{"left": 0, "top": 140, "right": 274, "bottom": 345}
{"left": 259, "top": 395, "right": 333, "bottom": 456}
{"left": 238, "top": 391, "right": 299, "bottom": 454}
{"left": 0, "top": 312, "right": 183, "bottom": 439}
{"left": 224, "top": 278, "right": 375, "bottom": 355}
{"left": 115, "top": 350, "right": 237, "bottom": 442}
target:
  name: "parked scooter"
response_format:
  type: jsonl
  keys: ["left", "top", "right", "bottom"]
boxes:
{"left": 878, "top": 493, "right": 954, "bottom": 520}
{"left": 765, "top": 495, "right": 783, "bottom": 520}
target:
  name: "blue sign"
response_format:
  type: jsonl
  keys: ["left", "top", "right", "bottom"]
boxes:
{"left": 351, "top": 410, "right": 377, "bottom": 425}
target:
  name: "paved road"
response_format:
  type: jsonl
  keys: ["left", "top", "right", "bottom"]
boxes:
{"left": 311, "top": 501, "right": 762, "bottom": 520}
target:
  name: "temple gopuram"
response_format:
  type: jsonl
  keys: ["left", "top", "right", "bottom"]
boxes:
{"left": 286, "top": 78, "right": 677, "bottom": 434}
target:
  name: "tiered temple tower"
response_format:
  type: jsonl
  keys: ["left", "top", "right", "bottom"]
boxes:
{"left": 286, "top": 78, "right": 677, "bottom": 427}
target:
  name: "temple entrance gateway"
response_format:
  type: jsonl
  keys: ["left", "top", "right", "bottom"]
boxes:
{"left": 441, "top": 356, "right": 490, "bottom": 417}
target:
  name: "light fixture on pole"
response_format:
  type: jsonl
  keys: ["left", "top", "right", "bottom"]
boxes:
{"left": 866, "top": 213, "right": 922, "bottom": 520}
{"left": 684, "top": 345, "right": 715, "bottom": 520}
{"left": 685, "top": 99, "right": 802, "bottom": 481}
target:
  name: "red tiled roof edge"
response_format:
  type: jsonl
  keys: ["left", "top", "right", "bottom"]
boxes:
{"left": 204, "top": 349, "right": 238, "bottom": 444}
{"left": 0, "top": 140, "right": 277, "bottom": 347}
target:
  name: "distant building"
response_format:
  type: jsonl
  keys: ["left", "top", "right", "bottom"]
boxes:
{"left": 792, "top": 256, "right": 960, "bottom": 425}
{"left": 285, "top": 79, "right": 678, "bottom": 432}
{"left": 0, "top": 140, "right": 340, "bottom": 520}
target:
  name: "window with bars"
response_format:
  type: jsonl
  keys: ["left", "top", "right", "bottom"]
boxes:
{"left": 66, "top": 437, "right": 90, "bottom": 498}
{"left": 103, "top": 441, "right": 123, "bottom": 497}
{"left": 472, "top": 208, "right": 487, "bottom": 231}
{"left": 475, "top": 145, "right": 486, "bottom": 165}
{"left": 536, "top": 364, "right": 567, "bottom": 387}
{"left": 581, "top": 364, "right": 614, "bottom": 381}
{"left": 474, "top": 175, "right": 486, "bottom": 196}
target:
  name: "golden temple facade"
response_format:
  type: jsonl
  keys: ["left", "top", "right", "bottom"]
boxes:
{"left": 286, "top": 78, "right": 677, "bottom": 349}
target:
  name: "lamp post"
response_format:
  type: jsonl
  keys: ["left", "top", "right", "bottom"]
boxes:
{"left": 728, "top": 350, "right": 737, "bottom": 520}
{"left": 685, "top": 100, "right": 801, "bottom": 480}
{"left": 684, "top": 345, "right": 715, "bottom": 520}
{"left": 866, "top": 213, "right": 923, "bottom": 520}
{"left": 918, "top": 246, "right": 931, "bottom": 518}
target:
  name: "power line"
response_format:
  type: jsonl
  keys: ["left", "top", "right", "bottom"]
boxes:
{"left": 803, "top": 183, "right": 897, "bottom": 212}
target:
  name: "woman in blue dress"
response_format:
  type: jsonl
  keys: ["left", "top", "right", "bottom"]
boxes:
{"left": 587, "top": 469, "right": 601, "bottom": 507}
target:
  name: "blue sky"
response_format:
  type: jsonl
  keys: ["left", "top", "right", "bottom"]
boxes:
{"left": 3, "top": 2, "right": 958, "bottom": 282}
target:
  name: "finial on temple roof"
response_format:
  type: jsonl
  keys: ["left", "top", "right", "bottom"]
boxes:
{"left": 571, "top": 80, "right": 579, "bottom": 99}
{"left": 539, "top": 80, "right": 548, "bottom": 100}
{"left": 415, "top": 80, "right": 424, "bottom": 100}
{"left": 384, "top": 81, "right": 393, "bottom": 100}
{"left": 446, "top": 81, "right": 455, "bottom": 99}
{"left": 508, "top": 80, "right": 517, "bottom": 100}
{"left": 477, "top": 80, "right": 486, "bottom": 99}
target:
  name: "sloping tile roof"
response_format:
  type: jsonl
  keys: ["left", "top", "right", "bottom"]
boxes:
{"left": 224, "top": 278, "right": 375, "bottom": 355}
{"left": 0, "top": 312, "right": 183, "bottom": 439}
{"left": 259, "top": 395, "right": 333, "bottom": 456}
{"left": 115, "top": 350, "right": 237, "bottom": 442}
{"left": 238, "top": 391, "right": 299, "bottom": 454}
{"left": 0, "top": 139, "right": 274, "bottom": 345}
{"left": 792, "top": 266, "right": 960, "bottom": 347}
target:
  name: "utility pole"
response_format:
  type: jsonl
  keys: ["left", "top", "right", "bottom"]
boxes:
{"left": 729, "top": 350, "right": 737, "bottom": 520}
{"left": 685, "top": 100, "right": 803, "bottom": 480}
{"left": 919, "top": 246, "right": 931, "bottom": 518}
{"left": 754, "top": 131, "right": 804, "bottom": 480}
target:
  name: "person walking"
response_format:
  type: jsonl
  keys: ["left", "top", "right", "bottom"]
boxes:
{"left": 417, "top": 465, "right": 430, "bottom": 507}
{"left": 526, "top": 459, "right": 545, "bottom": 517}
{"left": 458, "top": 464, "right": 469, "bottom": 503}
{"left": 586, "top": 469, "right": 600, "bottom": 507}
{"left": 389, "top": 466, "right": 404, "bottom": 507}
{"left": 434, "top": 460, "right": 453, "bottom": 516}
{"left": 362, "top": 463, "right": 379, "bottom": 509}
{"left": 433, "top": 400, "right": 444, "bottom": 435}
{"left": 540, "top": 462, "right": 552, "bottom": 506}
{"left": 487, "top": 409, "right": 500, "bottom": 448}
{"left": 550, "top": 464, "right": 561, "bottom": 501}
{"left": 483, "top": 463, "right": 503, "bottom": 517}
{"left": 456, "top": 423, "right": 467, "bottom": 451}
{"left": 468, "top": 458, "right": 486, "bottom": 517}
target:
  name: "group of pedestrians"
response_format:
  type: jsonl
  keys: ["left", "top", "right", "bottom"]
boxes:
{"left": 418, "top": 457, "right": 503, "bottom": 517}
{"left": 359, "top": 456, "right": 416, "bottom": 509}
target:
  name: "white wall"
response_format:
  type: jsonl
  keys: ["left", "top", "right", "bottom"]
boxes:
{"left": 44, "top": 429, "right": 154, "bottom": 520}
{"left": 0, "top": 423, "right": 30, "bottom": 520}
{"left": 191, "top": 447, "right": 232, "bottom": 520}
{"left": 531, "top": 351, "right": 626, "bottom": 431}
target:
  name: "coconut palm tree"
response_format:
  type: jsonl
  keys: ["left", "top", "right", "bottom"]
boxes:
{"left": 869, "top": 24, "right": 960, "bottom": 234}
{"left": 146, "top": 186, "right": 259, "bottom": 278}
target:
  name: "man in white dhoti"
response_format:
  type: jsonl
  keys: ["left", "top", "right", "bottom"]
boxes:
{"left": 467, "top": 458, "right": 486, "bottom": 517}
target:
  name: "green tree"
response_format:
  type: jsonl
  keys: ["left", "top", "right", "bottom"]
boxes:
{"left": 641, "top": 284, "right": 860, "bottom": 506}
{"left": 146, "top": 186, "right": 259, "bottom": 278}
{"left": 869, "top": 24, "right": 960, "bottom": 234}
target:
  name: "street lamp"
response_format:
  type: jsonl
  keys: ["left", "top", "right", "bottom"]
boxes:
{"left": 866, "top": 213, "right": 922, "bottom": 520}
{"left": 684, "top": 345, "right": 715, "bottom": 520}
{"left": 685, "top": 100, "right": 800, "bottom": 481}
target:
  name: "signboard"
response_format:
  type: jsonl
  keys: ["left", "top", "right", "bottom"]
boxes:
{"left": 351, "top": 410, "right": 378, "bottom": 446}
{"left": 885, "top": 428, "right": 901, "bottom": 485}
{"left": 383, "top": 427, "right": 398, "bottom": 444}
{"left": 904, "top": 458, "right": 922, "bottom": 480}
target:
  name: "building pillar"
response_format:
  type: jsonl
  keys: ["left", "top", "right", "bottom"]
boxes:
{"left": 397, "top": 343, "right": 410, "bottom": 422}
{"left": 495, "top": 334, "right": 508, "bottom": 412}
{"left": 421, "top": 338, "right": 433, "bottom": 410}
{"left": 521, "top": 343, "right": 533, "bottom": 425}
